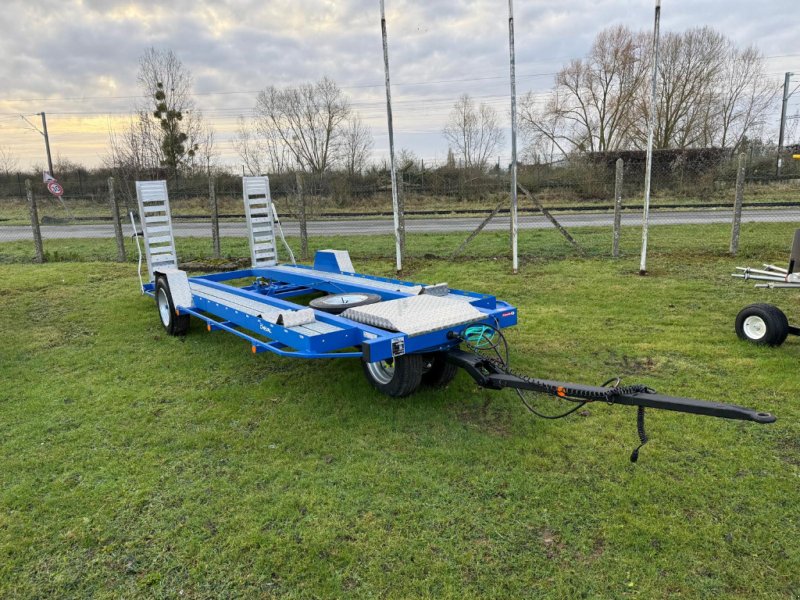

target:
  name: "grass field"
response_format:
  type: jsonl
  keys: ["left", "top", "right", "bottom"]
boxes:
{"left": 1, "top": 225, "right": 799, "bottom": 598}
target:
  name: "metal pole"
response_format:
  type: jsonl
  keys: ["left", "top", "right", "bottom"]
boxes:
{"left": 613, "top": 158, "right": 624, "bottom": 258}
{"left": 296, "top": 171, "right": 308, "bottom": 260}
{"left": 26, "top": 179, "right": 44, "bottom": 263}
{"left": 380, "top": 0, "right": 403, "bottom": 273}
{"left": 508, "top": 0, "right": 519, "bottom": 273}
{"left": 730, "top": 153, "right": 746, "bottom": 256}
{"left": 639, "top": 0, "right": 661, "bottom": 276}
{"left": 108, "top": 177, "right": 126, "bottom": 262}
{"left": 776, "top": 72, "right": 793, "bottom": 177}
{"left": 40, "top": 112, "right": 54, "bottom": 176}
{"left": 209, "top": 176, "right": 220, "bottom": 259}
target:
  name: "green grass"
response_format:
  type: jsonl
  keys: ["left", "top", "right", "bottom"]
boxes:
{"left": 1, "top": 228, "right": 799, "bottom": 597}
{"left": 2, "top": 220, "right": 800, "bottom": 268}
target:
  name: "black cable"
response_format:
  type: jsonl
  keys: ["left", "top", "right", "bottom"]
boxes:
{"left": 458, "top": 323, "right": 588, "bottom": 419}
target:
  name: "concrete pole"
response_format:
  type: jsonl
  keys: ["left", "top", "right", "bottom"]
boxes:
{"left": 508, "top": 0, "right": 519, "bottom": 273}
{"left": 380, "top": 0, "right": 403, "bottom": 273}
{"left": 40, "top": 112, "right": 54, "bottom": 176}
{"left": 639, "top": 0, "right": 661, "bottom": 275}
{"left": 776, "top": 72, "right": 793, "bottom": 177}
{"left": 26, "top": 179, "right": 44, "bottom": 263}
{"left": 730, "top": 153, "right": 746, "bottom": 256}
{"left": 296, "top": 172, "right": 308, "bottom": 260}
{"left": 108, "top": 177, "right": 126, "bottom": 262}
{"left": 613, "top": 158, "right": 624, "bottom": 258}
{"left": 209, "top": 176, "right": 221, "bottom": 259}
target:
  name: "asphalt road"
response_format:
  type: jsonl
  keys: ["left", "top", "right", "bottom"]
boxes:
{"left": 2, "top": 208, "right": 799, "bottom": 241}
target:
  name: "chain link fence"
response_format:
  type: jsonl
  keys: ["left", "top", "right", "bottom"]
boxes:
{"left": 1, "top": 148, "right": 799, "bottom": 267}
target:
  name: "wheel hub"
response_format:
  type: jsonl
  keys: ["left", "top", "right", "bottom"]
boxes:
{"left": 742, "top": 315, "right": 766, "bottom": 340}
{"left": 366, "top": 359, "right": 395, "bottom": 385}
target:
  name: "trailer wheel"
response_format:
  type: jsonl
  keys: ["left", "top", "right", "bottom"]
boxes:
{"left": 421, "top": 353, "right": 458, "bottom": 388}
{"left": 735, "top": 303, "right": 789, "bottom": 346}
{"left": 155, "top": 277, "right": 190, "bottom": 336}
{"left": 362, "top": 354, "right": 424, "bottom": 397}
{"left": 310, "top": 293, "right": 382, "bottom": 315}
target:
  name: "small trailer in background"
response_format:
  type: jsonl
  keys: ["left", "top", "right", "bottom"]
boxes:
{"left": 733, "top": 229, "right": 800, "bottom": 346}
{"left": 131, "top": 177, "right": 774, "bottom": 461}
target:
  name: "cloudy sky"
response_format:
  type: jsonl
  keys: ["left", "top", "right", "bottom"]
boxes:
{"left": 0, "top": 0, "right": 798, "bottom": 171}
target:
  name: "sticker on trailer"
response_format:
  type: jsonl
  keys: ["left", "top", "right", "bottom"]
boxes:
{"left": 391, "top": 339, "right": 406, "bottom": 357}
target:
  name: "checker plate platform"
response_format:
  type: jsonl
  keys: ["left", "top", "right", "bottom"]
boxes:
{"left": 342, "top": 295, "right": 485, "bottom": 336}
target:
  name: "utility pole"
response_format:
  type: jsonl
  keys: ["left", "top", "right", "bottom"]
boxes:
{"left": 380, "top": 0, "right": 403, "bottom": 273}
{"left": 639, "top": 0, "right": 661, "bottom": 276}
{"left": 40, "top": 112, "right": 54, "bottom": 176}
{"left": 777, "top": 72, "right": 793, "bottom": 177}
{"left": 508, "top": 0, "right": 519, "bottom": 274}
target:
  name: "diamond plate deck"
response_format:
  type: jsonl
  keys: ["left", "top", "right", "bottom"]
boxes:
{"left": 342, "top": 295, "right": 484, "bottom": 336}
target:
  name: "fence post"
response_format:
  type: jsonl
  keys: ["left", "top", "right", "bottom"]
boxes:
{"left": 26, "top": 179, "right": 44, "bottom": 263}
{"left": 296, "top": 172, "right": 308, "bottom": 260}
{"left": 108, "top": 177, "right": 126, "bottom": 262}
{"left": 730, "top": 153, "right": 746, "bottom": 256}
{"left": 208, "top": 176, "right": 220, "bottom": 259}
{"left": 613, "top": 158, "right": 624, "bottom": 258}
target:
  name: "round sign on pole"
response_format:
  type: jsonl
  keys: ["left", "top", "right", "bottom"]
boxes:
{"left": 47, "top": 180, "right": 64, "bottom": 197}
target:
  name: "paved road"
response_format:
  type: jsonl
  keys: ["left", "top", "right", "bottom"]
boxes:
{"left": 2, "top": 208, "right": 799, "bottom": 241}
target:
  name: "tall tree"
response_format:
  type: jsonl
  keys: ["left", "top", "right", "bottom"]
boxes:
{"left": 106, "top": 48, "right": 213, "bottom": 179}
{"left": 519, "top": 25, "right": 648, "bottom": 155}
{"left": 442, "top": 94, "right": 504, "bottom": 170}
{"left": 714, "top": 44, "right": 777, "bottom": 152}
{"left": 521, "top": 25, "right": 776, "bottom": 157}
{"left": 253, "top": 77, "right": 351, "bottom": 173}
{"left": 341, "top": 115, "right": 373, "bottom": 175}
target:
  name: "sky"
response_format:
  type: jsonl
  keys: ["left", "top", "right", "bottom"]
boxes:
{"left": 0, "top": 0, "right": 798, "bottom": 172}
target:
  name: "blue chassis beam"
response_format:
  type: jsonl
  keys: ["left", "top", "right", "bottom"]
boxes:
{"left": 145, "top": 266, "right": 518, "bottom": 362}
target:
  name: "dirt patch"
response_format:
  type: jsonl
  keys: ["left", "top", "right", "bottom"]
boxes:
{"left": 452, "top": 398, "right": 512, "bottom": 437}
{"left": 603, "top": 351, "right": 660, "bottom": 376}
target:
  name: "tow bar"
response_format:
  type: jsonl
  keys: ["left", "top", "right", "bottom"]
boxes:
{"left": 446, "top": 333, "right": 775, "bottom": 462}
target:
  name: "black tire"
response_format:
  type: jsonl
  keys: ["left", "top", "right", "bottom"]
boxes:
{"left": 421, "top": 352, "right": 459, "bottom": 388}
{"left": 310, "top": 293, "right": 382, "bottom": 315}
{"left": 155, "top": 277, "right": 190, "bottom": 336}
{"left": 362, "top": 354, "right": 424, "bottom": 397}
{"left": 735, "top": 303, "right": 789, "bottom": 346}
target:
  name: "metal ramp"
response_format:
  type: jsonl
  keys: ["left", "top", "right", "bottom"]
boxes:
{"left": 243, "top": 176, "right": 278, "bottom": 268}
{"left": 136, "top": 180, "right": 177, "bottom": 280}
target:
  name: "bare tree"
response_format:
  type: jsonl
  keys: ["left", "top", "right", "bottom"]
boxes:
{"left": 714, "top": 44, "right": 777, "bottom": 152}
{"left": 341, "top": 115, "right": 373, "bottom": 175}
{"left": 634, "top": 27, "right": 727, "bottom": 149}
{"left": 519, "top": 25, "right": 648, "bottom": 156}
{"left": 443, "top": 94, "right": 504, "bottom": 170}
{"left": 107, "top": 47, "right": 213, "bottom": 177}
{"left": 0, "top": 146, "right": 19, "bottom": 176}
{"left": 254, "top": 77, "right": 351, "bottom": 173}
{"left": 524, "top": 25, "right": 775, "bottom": 156}
{"left": 235, "top": 117, "right": 294, "bottom": 175}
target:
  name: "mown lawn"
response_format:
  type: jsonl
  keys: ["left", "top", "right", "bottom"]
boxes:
{"left": 1, "top": 225, "right": 799, "bottom": 598}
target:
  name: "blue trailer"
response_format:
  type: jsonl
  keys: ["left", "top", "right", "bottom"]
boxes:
{"left": 132, "top": 177, "right": 774, "bottom": 460}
